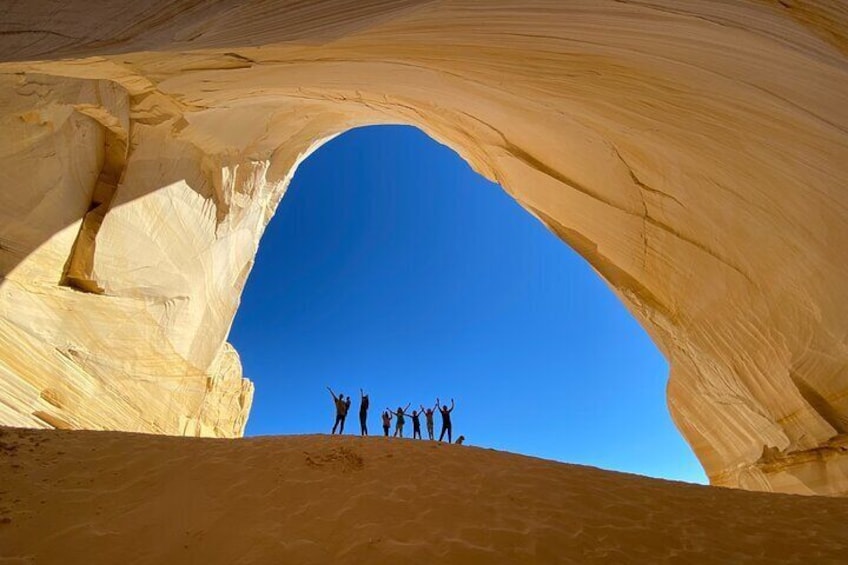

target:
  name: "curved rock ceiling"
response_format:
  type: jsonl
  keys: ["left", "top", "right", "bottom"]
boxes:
{"left": 0, "top": 1, "right": 847, "bottom": 495}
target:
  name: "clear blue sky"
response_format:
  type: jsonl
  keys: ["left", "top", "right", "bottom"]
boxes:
{"left": 230, "top": 125, "right": 707, "bottom": 484}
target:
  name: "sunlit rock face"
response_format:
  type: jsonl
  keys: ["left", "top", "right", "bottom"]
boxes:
{"left": 0, "top": 1, "right": 847, "bottom": 494}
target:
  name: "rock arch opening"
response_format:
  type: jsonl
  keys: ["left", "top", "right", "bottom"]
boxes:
{"left": 230, "top": 124, "right": 704, "bottom": 482}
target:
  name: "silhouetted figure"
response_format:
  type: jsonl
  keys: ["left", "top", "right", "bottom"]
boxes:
{"left": 421, "top": 403, "right": 437, "bottom": 440}
{"left": 359, "top": 388, "right": 370, "bottom": 436}
{"left": 411, "top": 410, "right": 422, "bottom": 439}
{"left": 393, "top": 403, "right": 411, "bottom": 438}
{"left": 437, "top": 397, "right": 455, "bottom": 443}
{"left": 327, "top": 387, "right": 348, "bottom": 434}
{"left": 382, "top": 410, "right": 393, "bottom": 437}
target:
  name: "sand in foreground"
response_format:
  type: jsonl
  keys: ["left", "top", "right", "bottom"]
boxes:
{"left": 1, "top": 427, "right": 847, "bottom": 564}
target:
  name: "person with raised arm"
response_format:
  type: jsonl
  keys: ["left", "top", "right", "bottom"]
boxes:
{"left": 327, "top": 386, "right": 348, "bottom": 434}
{"left": 421, "top": 402, "right": 437, "bottom": 440}
{"left": 436, "top": 397, "right": 455, "bottom": 443}
{"left": 392, "top": 403, "right": 412, "bottom": 438}
{"left": 381, "top": 410, "right": 393, "bottom": 437}
{"left": 359, "top": 388, "right": 370, "bottom": 436}
{"left": 344, "top": 395, "right": 351, "bottom": 424}
{"left": 410, "top": 408, "right": 423, "bottom": 439}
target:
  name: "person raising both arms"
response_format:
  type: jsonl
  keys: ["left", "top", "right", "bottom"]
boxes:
{"left": 421, "top": 402, "right": 437, "bottom": 440}
{"left": 437, "top": 397, "right": 455, "bottom": 443}
{"left": 411, "top": 409, "right": 423, "bottom": 439}
{"left": 359, "top": 388, "right": 370, "bottom": 436}
{"left": 393, "top": 403, "right": 412, "bottom": 438}
{"left": 381, "top": 410, "right": 393, "bottom": 437}
{"left": 327, "top": 387, "right": 349, "bottom": 435}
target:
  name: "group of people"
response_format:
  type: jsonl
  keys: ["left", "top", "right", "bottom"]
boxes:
{"left": 327, "top": 387, "right": 458, "bottom": 443}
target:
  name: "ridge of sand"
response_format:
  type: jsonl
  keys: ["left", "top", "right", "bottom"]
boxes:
{"left": 1, "top": 427, "right": 847, "bottom": 564}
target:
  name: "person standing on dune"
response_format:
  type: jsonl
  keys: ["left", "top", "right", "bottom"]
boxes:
{"left": 381, "top": 410, "right": 393, "bottom": 437}
{"left": 359, "top": 388, "right": 370, "bottom": 436}
{"left": 421, "top": 403, "right": 436, "bottom": 440}
{"left": 393, "top": 403, "right": 411, "bottom": 438}
{"left": 437, "top": 398, "right": 455, "bottom": 443}
{"left": 344, "top": 395, "right": 351, "bottom": 426}
{"left": 327, "top": 387, "right": 348, "bottom": 434}
{"left": 411, "top": 409, "right": 423, "bottom": 439}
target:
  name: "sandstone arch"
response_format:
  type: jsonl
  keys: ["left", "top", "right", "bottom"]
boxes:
{"left": 1, "top": 1, "right": 847, "bottom": 495}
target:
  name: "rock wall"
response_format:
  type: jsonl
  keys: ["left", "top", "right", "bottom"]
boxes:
{"left": 1, "top": 1, "right": 847, "bottom": 494}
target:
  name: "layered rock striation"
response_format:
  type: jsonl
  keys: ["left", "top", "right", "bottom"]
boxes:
{"left": 0, "top": 1, "right": 847, "bottom": 494}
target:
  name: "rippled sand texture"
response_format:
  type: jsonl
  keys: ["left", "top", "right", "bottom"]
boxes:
{"left": 1, "top": 428, "right": 848, "bottom": 564}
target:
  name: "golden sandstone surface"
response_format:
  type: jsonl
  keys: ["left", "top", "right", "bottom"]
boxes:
{"left": 0, "top": 1, "right": 846, "bottom": 495}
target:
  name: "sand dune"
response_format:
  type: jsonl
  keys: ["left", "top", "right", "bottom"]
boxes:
{"left": 1, "top": 427, "right": 847, "bottom": 563}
